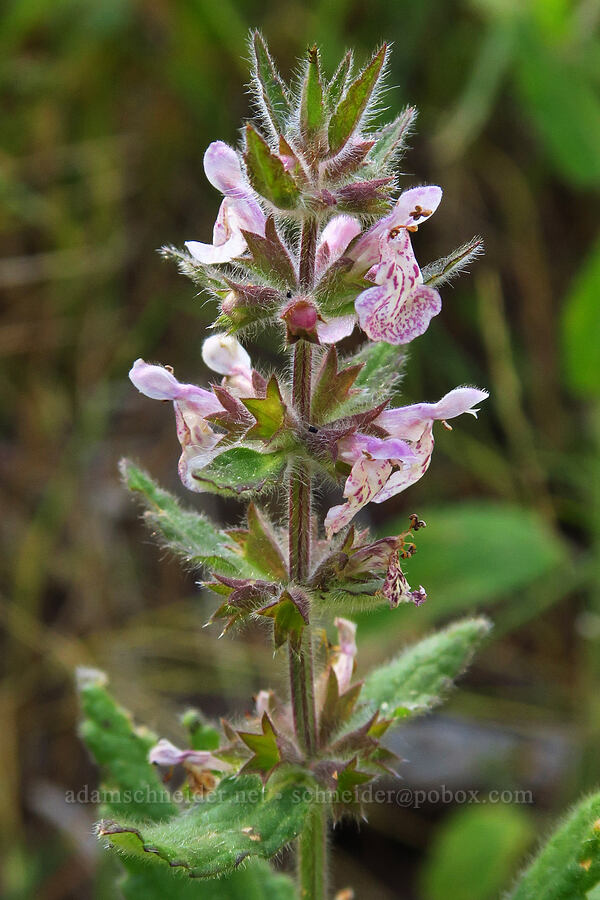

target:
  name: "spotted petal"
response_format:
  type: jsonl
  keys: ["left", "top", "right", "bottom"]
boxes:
{"left": 324, "top": 457, "right": 392, "bottom": 537}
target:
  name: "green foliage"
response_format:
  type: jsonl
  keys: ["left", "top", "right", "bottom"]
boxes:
{"left": 244, "top": 125, "right": 300, "bottom": 210}
{"left": 368, "top": 106, "right": 416, "bottom": 168}
{"left": 190, "top": 447, "right": 288, "bottom": 498}
{"left": 382, "top": 502, "right": 567, "bottom": 623}
{"left": 250, "top": 31, "right": 293, "bottom": 139}
{"left": 300, "top": 46, "right": 325, "bottom": 140}
{"left": 234, "top": 504, "right": 288, "bottom": 580}
{"left": 120, "top": 459, "right": 249, "bottom": 575}
{"left": 119, "top": 858, "right": 297, "bottom": 900}
{"left": 311, "top": 346, "right": 362, "bottom": 424}
{"left": 328, "top": 44, "right": 387, "bottom": 155}
{"left": 259, "top": 590, "right": 308, "bottom": 650}
{"left": 351, "top": 341, "right": 405, "bottom": 399}
{"left": 98, "top": 773, "right": 312, "bottom": 879}
{"left": 77, "top": 668, "right": 176, "bottom": 822}
{"left": 360, "top": 617, "right": 491, "bottom": 720}
{"left": 508, "top": 792, "right": 600, "bottom": 899}
{"left": 241, "top": 218, "right": 297, "bottom": 286}
{"left": 242, "top": 376, "right": 287, "bottom": 441}
{"left": 326, "top": 51, "right": 353, "bottom": 111}
{"left": 421, "top": 805, "right": 534, "bottom": 900}
{"left": 238, "top": 714, "right": 282, "bottom": 780}
{"left": 181, "top": 710, "right": 221, "bottom": 751}
{"left": 561, "top": 235, "right": 600, "bottom": 398}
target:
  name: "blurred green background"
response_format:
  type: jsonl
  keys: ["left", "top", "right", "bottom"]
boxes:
{"left": 1, "top": 0, "right": 600, "bottom": 897}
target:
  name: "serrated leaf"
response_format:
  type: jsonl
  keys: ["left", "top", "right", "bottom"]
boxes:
{"left": 98, "top": 773, "right": 312, "bottom": 879}
{"left": 251, "top": 32, "right": 293, "bottom": 139}
{"left": 242, "top": 376, "right": 287, "bottom": 441}
{"left": 120, "top": 459, "right": 247, "bottom": 575}
{"left": 245, "top": 125, "right": 300, "bottom": 210}
{"left": 258, "top": 590, "right": 309, "bottom": 651}
{"left": 508, "top": 791, "right": 600, "bottom": 899}
{"left": 238, "top": 714, "right": 281, "bottom": 780}
{"left": 241, "top": 217, "right": 297, "bottom": 286}
{"left": 77, "top": 668, "right": 176, "bottom": 822}
{"left": 369, "top": 106, "right": 417, "bottom": 168}
{"left": 328, "top": 44, "right": 387, "bottom": 156}
{"left": 300, "top": 45, "right": 324, "bottom": 140}
{"left": 311, "top": 346, "right": 362, "bottom": 424}
{"left": 190, "top": 447, "right": 288, "bottom": 498}
{"left": 120, "top": 857, "right": 297, "bottom": 900}
{"left": 360, "top": 617, "right": 491, "bottom": 721}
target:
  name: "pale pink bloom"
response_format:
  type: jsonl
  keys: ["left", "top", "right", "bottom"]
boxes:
{"left": 351, "top": 185, "right": 442, "bottom": 271}
{"left": 332, "top": 617, "right": 357, "bottom": 693}
{"left": 325, "top": 387, "right": 488, "bottom": 536}
{"left": 185, "top": 142, "right": 265, "bottom": 265}
{"left": 149, "top": 738, "right": 231, "bottom": 772}
{"left": 254, "top": 689, "right": 274, "bottom": 718}
{"left": 354, "top": 224, "right": 441, "bottom": 345}
{"left": 316, "top": 314, "right": 356, "bottom": 344}
{"left": 129, "top": 359, "right": 224, "bottom": 491}
{"left": 202, "top": 333, "right": 253, "bottom": 396}
{"left": 315, "top": 215, "right": 361, "bottom": 277}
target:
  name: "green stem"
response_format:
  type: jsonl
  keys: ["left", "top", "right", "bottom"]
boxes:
{"left": 297, "top": 800, "right": 328, "bottom": 900}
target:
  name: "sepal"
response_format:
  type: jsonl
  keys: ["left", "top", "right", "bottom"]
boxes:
{"left": 250, "top": 31, "right": 293, "bottom": 139}
{"left": 245, "top": 124, "right": 301, "bottom": 210}
{"left": 328, "top": 44, "right": 388, "bottom": 156}
{"left": 258, "top": 589, "right": 310, "bottom": 651}
{"left": 240, "top": 217, "right": 297, "bottom": 286}
{"left": 242, "top": 375, "right": 288, "bottom": 442}
{"left": 311, "top": 346, "right": 363, "bottom": 423}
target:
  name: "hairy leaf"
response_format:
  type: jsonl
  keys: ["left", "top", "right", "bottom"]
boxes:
{"left": 241, "top": 217, "right": 297, "bottom": 286}
{"left": 120, "top": 459, "right": 247, "bottom": 575}
{"left": 311, "top": 346, "right": 362, "bottom": 424}
{"left": 422, "top": 237, "right": 484, "bottom": 287}
{"left": 245, "top": 125, "right": 300, "bottom": 210}
{"left": 98, "top": 773, "right": 312, "bottom": 879}
{"left": 242, "top": 376, "right": 287, "bottom": 442}
{"left": 508, "top": 791, "right": 600, "bottom": 899}
{"left": 360, "top": 617, "right": 491, "bottom": 720}
{"left": 369, "top": 106, "right": 417, "bottom": 168}
{"left": 190, "top": 448, "right": 288, "bottom": 498}
{"left": 300, "top": 45, "right": 324, "bottom": 139}
{"left": 351, "top": 341, "right": 405, "bottom": 398}
{"left": 77, "top": 668, "right": 175, "bottom": 821}
{"left": 326, "top": 51, "right": 353, "bottom": 111}
{"left": 328, "top": 44, "right": 387, "bottom": 156}
{"left": 120, "top": 857, "right": 297, "bottom": 900}
{"left": 250, "top": 32, "right": 293, "bottom": 138}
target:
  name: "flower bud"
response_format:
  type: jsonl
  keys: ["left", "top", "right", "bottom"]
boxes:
{"left": 281, "top": 297, "right": 319, "bottom": 343}
{"left": 202, "top": 334, "right": 251, "bottom": 377}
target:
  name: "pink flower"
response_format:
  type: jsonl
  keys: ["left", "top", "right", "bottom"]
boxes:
{"left": 129, "top": 358, "right": 224, "bottom": 490}
{"left": 185, "top": 142, "right": 266, "bottom": 265}
{"left": 149, "top": 738, "right": 231, "bottom": 772}
{"left": 332, "top": 617, "right": 357, "bottom": 693}
{"left": 382, "top": 550, "right": 427, "bottom": 608}
{"left": 201, "top": 333, "right": 253, "bottom": 396}
{"left": 324, "top": 387, "right": 488, "bottom": 536}
{"left": 314, "top": 215, "right": 361, "bottom": 344}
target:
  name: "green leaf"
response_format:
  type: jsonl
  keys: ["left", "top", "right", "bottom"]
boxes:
{"left": 238, "top": 714, "right": 281, "bottom": 780}
{"left": 328, "top": 44, "right": 387, "bottom": 156}
{"left": 351, "top": 341, "right": 406, "bottom": 398}
{"left": 311, "top": 346, "right": 362, "bottom": 424}
{"left": 190, "top": 448, "right": 288, "bottom": 499}
{"left": 388, "top": 502, "right": 567, "bottom": 622}
{"left": 251, "top": 31, "right": 293, "bottom": 139}
{"left": 119, "top": 459, "right": 248, "bottom": 575}
{"left": 241, "top": 217, "right": 297, "bottom": 286}
{"left": 98, "top": 773, "right": 312, "bottom": 879}
{"left": 515, "top": 28, "right": 600, "bottom": 186}
{"left": 300, "top": 45, "right": 324, "bottom": 139}
{"left": 242, "top": 376, "right": 287, "bottom": 442}
{"left": 232, "top": 504, "right": 288, "bottom": 581}
{"left": 422, "top": 236, "right": 484, "bottom": 288}
{"left": 181, "top": 709, "right": 221, "bottom": 751}
{"left": 360, "top": 617, "right": 491, "bottom": 720}
{"left": 120, "top": 857, "right": 297, "bottom": 900}
{"left": 258, "top": 590, "right": 308, "bottom": 651}
{"left": 368, "top": 106, "right": 416, "bottom": 168}
{"left": 77, "top": 668, "right": 176, "bottom": 822}
{"left": 421, "top": 805, "right": 534, "bottom": 900}
{"left": 245, "top": 125, "right": 300, "bottom": 210}
{"left": 326, "top": 51, "right": 352, "bottom": 111}
{"left": 562, "top": 234, "right": 600, "bottom": 397}
{"left": 508, "top": 791, "right": 600, "bottom": 899}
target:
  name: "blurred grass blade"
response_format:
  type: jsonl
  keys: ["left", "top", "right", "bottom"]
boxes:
{"left": 561, "top": 234, "right": 600, "bottom": 397}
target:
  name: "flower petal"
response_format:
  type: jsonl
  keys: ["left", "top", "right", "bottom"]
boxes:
{"left": 129, "top": 359, "right": 222, "bottom": 415}
{"left": 316, "top": 314, "right": 356, "bottom": 344}
{"left": 332, "top": 616, "right": 357, "bottom": 693}
{"left": 149, "top": 738, "right": 231, "bottom": 772}
{"left": 324, "top": 457, "right": 392, "bottom": 537}
{"left": 377, "top": 387, "right": 489, "bottom": 439}
{"left": 202, "top": 333, "right": 251, "bottom": 377}
{"left": 316, "top": 214, "right": 361, "bottom": 275}
{"left": 185, "top": 231, "right": 248, "bottom": 265}
{"left": 203, "top": 141, "right": 247, "bottom": 199}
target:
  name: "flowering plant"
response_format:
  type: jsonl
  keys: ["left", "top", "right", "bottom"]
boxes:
{"left": 77, "top": 35, "right": 600, "bottom": 900}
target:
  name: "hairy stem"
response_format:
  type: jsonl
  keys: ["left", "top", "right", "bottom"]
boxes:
{"left": 289, "top": 216, "right": 327, "bottom": 898}
{"left": 298, "top": 800, "right": 328, "bottom": 900}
